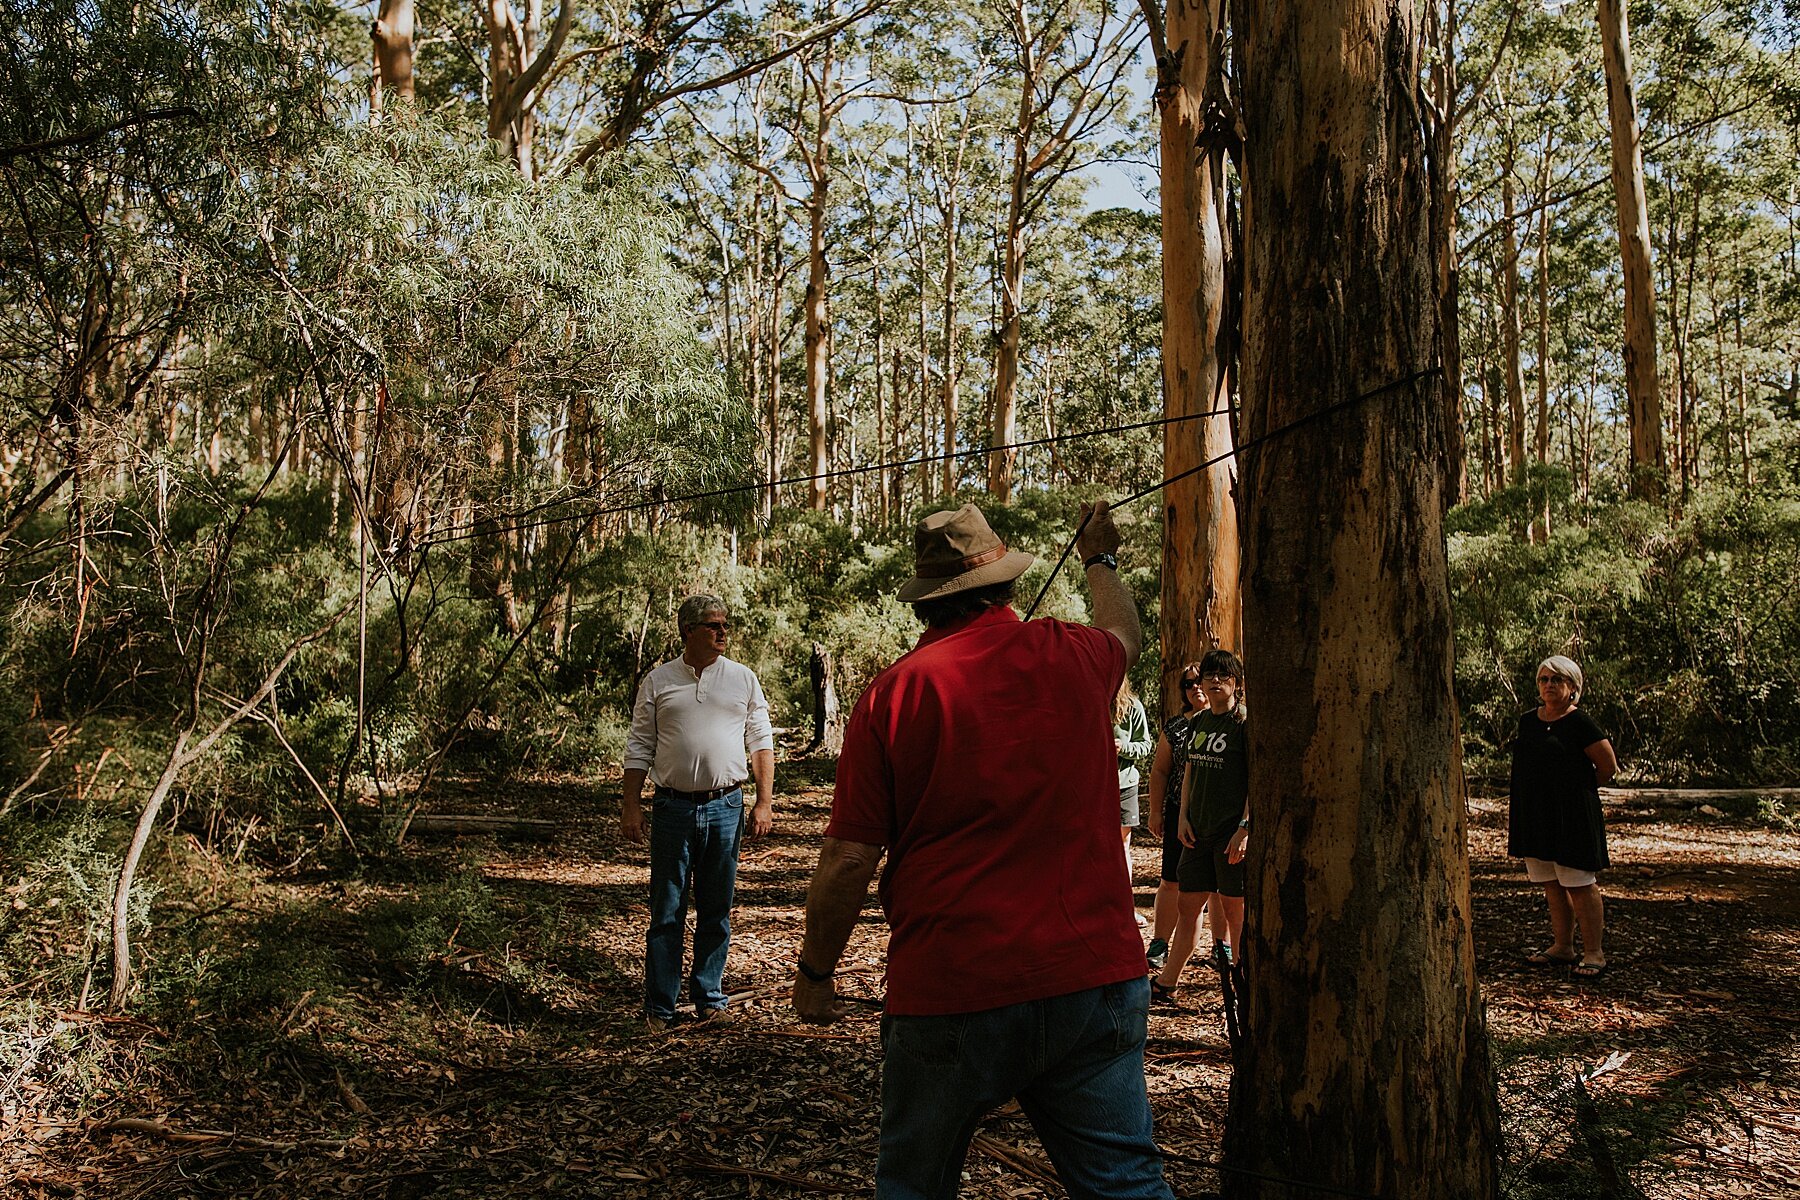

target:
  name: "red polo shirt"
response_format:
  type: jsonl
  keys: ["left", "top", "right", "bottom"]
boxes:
{"left": 826, "top": 605, "right": 1143, "bottom": 1016}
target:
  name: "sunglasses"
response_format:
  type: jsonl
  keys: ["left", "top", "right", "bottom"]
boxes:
{"left": 1536, "top": 673, "right": 1569, "bottom": 684}
{"left": 695, "top": 620, "right": 731, "bottom": 634}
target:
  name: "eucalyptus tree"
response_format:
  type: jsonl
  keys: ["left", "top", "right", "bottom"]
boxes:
{"left": 1229, "top": 1, "right": 1498, "bottom": 1193}
{"left": 559, "top": 0, "right": 887, "bottom": 171}
{"left": 0, "top": 0, "right": 328, "bottom": 552}
{"left": 1597, "top": 0, "right": 1667, "bottom": 500}
{"left": 1632, "top": 0, "right": 1799, "bottom": 504}
{"left": 1140, "top": 0, "right": 1240, "bottom": 700}
{"left": 370, "top": 0, "right": 416, "bottom": 114}
{"left": 985, "top": 0, "right": 1144, "bottom": 502}
{"left": 882, "top": 6, "right": 1010, "bottom": 500}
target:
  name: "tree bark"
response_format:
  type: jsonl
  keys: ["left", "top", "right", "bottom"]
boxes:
{"left": 1598, "top": 0, "right": 1666, "bottom": 502}
{"left": 370, "top": 0, "right": 416, "bottom": 116}
{"left": 804, "top": 640, "right": 843, "bottom": 755}
{"left": 483, "top": 0, "right": 573, "bottom": 181}
{"left": 801, "top": 36, "right": 837, "bottom": 511}
{"left": 1227, "top": 3, "right": 1498, "bottom": 1196}
{"left": 1153, "top": 0, "right": 1239, "bottom": 718}
{"left": 1533, "top": 141, "right": 1553, "bottom": 542}
{"left": 1500, "top": 152, "right": 1527, "bottom": 487}
{"left": 1424, "top": 0, "right": 1465, "bottom": 505}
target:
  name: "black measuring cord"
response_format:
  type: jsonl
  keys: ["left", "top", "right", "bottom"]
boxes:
{"left": 1021, "top": 367, "right": 1442, "bottom": 619}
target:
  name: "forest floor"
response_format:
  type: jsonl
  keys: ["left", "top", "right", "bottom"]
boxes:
{"left": 5, "top": 759, "right": 1799, "bottom": 1199}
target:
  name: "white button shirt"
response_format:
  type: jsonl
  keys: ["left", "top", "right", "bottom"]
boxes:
{"left": 623, "top": 655, "right": 774, "bottom": 792}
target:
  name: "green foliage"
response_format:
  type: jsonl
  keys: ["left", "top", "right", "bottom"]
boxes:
{"left": 1451, "top": 482, "right": 1800, "bottom": 783}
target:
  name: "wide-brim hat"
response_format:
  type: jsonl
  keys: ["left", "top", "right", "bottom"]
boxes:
{"left": 896, "top": 504, "right": 1036, "bottom": 603}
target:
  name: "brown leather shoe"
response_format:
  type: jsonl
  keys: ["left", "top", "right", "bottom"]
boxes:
{"left": 695, "top": 1006, "right": 739, "bottom": 1027}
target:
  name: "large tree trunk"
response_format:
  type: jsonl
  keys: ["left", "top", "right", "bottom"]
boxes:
{"left": 1154, "top": 0, "right": 1239, "bottom": 717}
{"left": 1227, "top": 4, "right": 1498, "bottom": 1197}
{"left": 370, "top": 0, "right": 416, "bottom": 116}
{"left": 1598, "top": 0, "right": 1666, "bottom": 503}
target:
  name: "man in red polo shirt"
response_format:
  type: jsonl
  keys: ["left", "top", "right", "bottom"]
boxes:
{"left": 791, "top": 501, "right": 1172, "bottom": 1200}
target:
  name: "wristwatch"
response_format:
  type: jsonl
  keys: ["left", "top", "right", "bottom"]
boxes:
{"left": 1083, "top": 552, "right": 1118, "bottom": 571}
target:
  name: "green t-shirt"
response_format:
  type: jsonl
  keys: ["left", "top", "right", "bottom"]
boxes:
{"left": 1184, "top": 708, "right": 1248, "bottom": 838}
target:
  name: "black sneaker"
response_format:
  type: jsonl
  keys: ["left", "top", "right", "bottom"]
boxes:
{"left": 1146, "top": 938, "right": 1169, "bottom": 974}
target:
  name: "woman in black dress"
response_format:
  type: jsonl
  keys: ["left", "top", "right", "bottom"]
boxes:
{"left": 1509, "top": 655, "right": 1619, "bottom": 977}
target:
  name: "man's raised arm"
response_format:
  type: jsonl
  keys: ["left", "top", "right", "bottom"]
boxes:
{"left": 1077, "top": 499, "right": 1141, "bottom": 664}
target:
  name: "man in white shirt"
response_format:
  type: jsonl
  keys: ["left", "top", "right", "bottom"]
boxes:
{"left": 621, "top": 594, "right": 775, "bottom": 1032}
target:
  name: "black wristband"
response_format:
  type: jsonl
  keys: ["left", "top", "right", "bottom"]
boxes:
{"left": 796, "top": 956, "right": 834, "bottom": 983}
{"left": 1083, "top": 552, "right": 1118, "bottom": 571}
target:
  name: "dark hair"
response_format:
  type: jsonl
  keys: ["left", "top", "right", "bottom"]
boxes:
{"left": 1175, "top": 661, "right": 1205, "bottom": 713}
{"left": 1197, "top": 649, "right": 1243, "bottom": 681}
{"left": 1195, "top": 649, "right": 1247, "bottom": 722}
{"left": 913, "top": 580, "right": 1017, "bottom": 629}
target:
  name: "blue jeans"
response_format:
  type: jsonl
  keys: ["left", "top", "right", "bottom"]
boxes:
{"left": 645, "top": 788, "right": 743, "bottom": 1020}
{"left": 877, "top": 977, "right": 1173, "bottom": 1200}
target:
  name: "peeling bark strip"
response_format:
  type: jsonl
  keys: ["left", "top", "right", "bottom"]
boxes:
{"left": 1227, "top": 3, "right": 1498, "bottom": 1198}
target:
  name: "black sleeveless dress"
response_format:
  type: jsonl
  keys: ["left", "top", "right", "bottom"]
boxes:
{"left": 1507, "top": 708, "right": 1610, "bottom": 872}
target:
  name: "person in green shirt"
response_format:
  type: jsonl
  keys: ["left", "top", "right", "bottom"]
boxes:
{"left": 1151, "top": 650, "right": 1250, "bottom": 1000}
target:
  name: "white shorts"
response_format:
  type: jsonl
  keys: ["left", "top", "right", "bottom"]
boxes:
{"left": 1523, "top": 857, "right": 1598, "bottom": 888}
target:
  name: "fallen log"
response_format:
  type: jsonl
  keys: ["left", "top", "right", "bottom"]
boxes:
{"left": 401, "top": 814, "right": 560, "bottom": 840}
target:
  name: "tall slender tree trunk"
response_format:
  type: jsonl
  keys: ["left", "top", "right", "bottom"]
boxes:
{"left": 939, "top": 211, "right": 961, "bottom": 499}
{"left": 1500, "top": 155, "right": 1527, "bottom": 487}
{"left": 803, "top": 44, "right": 836, "bottom": 511}
{"left": 1154, "top": 0, "right": 1239, "bottom": 719}
{"left": 1227, "top": 4, "right": 1498, "bottom": 1196}
{"left": 989, "top": 72, "right": 1033, "bottom": 502}
{"left": 1598, "top": 0, "right": 1666, "bottom": 502}
{"left": 1533, "top": 144, "right": 1553, "bottom": 543}
{"left": 989, "top": 207, "right": 1026, "bottom": 501}
{"left": 1426, "top": 0, "right": 1466, "bottom": 504}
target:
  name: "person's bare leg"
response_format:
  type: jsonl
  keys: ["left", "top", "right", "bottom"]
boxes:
{"left": 1216, "top": 894, "right": 1245, "bottom": 957}
{"left": 1152, "top": 880, "right": 1180, "bottom": 941}
{"left": 1566, "top": 883, "right": 1605, "bottom": 968}
{"left": 1539, "top": 881, "right": 1576, "bottom": 960}
{"left": 1156, "top": 892, "right": 1206, "bottom": 988}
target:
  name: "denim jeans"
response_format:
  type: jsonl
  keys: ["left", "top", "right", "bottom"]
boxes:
{"left": 877, "top": 977, "right": 1173, "bottom": 1200}
{"left": 645, "top": 788, "right": 743, "bottom": 1020}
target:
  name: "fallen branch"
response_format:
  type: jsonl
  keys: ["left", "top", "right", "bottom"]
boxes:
{"left": 402, "top": 813, "right": 560, "bottom": 839}
{"left": 51, "top": 1010, "right": 167, "bottom": 1037}
{"left": 970, "top": 1133, "right": 1060, "bottom": 1185}
{"left": 93, "top": 1117, "right": 347, "bottom": 1154}
{"left": 1570, "top": 1072, "right": 1636, "bottom": 1200}
{"left": 679, "top": 1155, "right": 857, "bottom": 1193}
